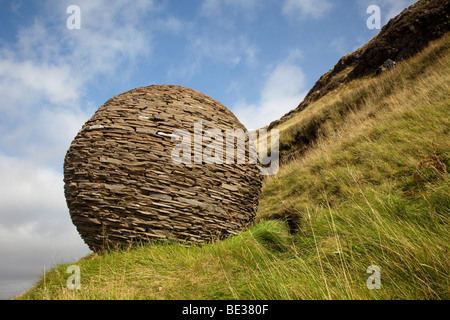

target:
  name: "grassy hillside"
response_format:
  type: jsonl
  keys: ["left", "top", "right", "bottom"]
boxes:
{"left": 17, "top": 34, "right": 449, "bottom": 300}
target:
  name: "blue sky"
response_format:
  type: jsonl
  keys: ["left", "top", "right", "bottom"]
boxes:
{"left": 0, "top": 0, "right": 417, "bottom": 299}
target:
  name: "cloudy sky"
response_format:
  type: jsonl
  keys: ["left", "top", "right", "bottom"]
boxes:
{"left": 0, "top": 0, "right": 417, "bottom": 299}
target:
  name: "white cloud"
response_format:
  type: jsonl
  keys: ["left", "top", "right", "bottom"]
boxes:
{"left": 200, "top": 0, "right": 225, "bottom": 16}
{"left": 0, "top": 53, "right": 90, "bottom": 168}
{"left": 200, "top": 0, "right": 258, "bottom": 17}
{"left": 168, "top": 34, "right": 259, "bottom": 80}
{"left": 282, "top": 0, "right": 333, "bottom": 20}
{"left": 157, "top": 15, "right": 186, "bottom": 35}
{"left": 193, "top": 35, "right": 258, "bottom": 66}
{"left": 61, "top": 0, "right": 154, "bottom": 77}
{"left": 165, "top": 0, "right": 260, "bottom": 81}
{"left": 233, "top": 49, "right": 307, "bottom": 130}
{"left": 0, "top": 0, "right": 157, "bottom": 168}
{"left": 0, "top": 154, "right": 90, "bottom": 298}
{"left": 8, "top": 0, "right": 155, "bottom": 83}
{"left": 0, "top": 58, "right": 81, "bottom": 107}
{"left": 0, "top": 155, "right": 66, "bottom": 229}
{"left": 330, "top": 37, "right": 350, "bottom": 56}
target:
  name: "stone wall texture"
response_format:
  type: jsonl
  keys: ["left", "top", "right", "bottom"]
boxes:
{"left": 64, "top": 85, "right": 262, "bottom": 252}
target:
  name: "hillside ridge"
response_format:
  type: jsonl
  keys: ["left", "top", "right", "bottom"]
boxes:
{"left": 268, "top": 0, "right": 450, "bottom": 130}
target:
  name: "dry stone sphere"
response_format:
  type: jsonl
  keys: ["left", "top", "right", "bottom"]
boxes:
{"left": 64, "top": 85, "right": 262, "bottom": 252}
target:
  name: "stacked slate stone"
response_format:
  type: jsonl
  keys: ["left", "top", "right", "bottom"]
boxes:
{"left": 64, "top": 85, "right": 262, "bottom": 252}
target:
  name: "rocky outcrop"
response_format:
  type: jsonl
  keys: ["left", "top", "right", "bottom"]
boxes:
{"left": 64, "top": 85, "right": 262, "bottom": 252}
{"left": 269, "top": 0, "right": 450, "bottom": 130}
{"left": 376, "top": 59, "right": 397, "bottom": 75}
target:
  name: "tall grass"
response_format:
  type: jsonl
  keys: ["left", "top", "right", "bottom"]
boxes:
{"left": 277, "top": 34, "right": 450, "bottom": 163}
{"left": 257, "top": 34, "right": 450, "bottom": 299}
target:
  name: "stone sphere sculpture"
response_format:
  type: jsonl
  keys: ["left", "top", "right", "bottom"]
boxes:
{"left": 64, "top": 85, "right": 262, "bottom": 251}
